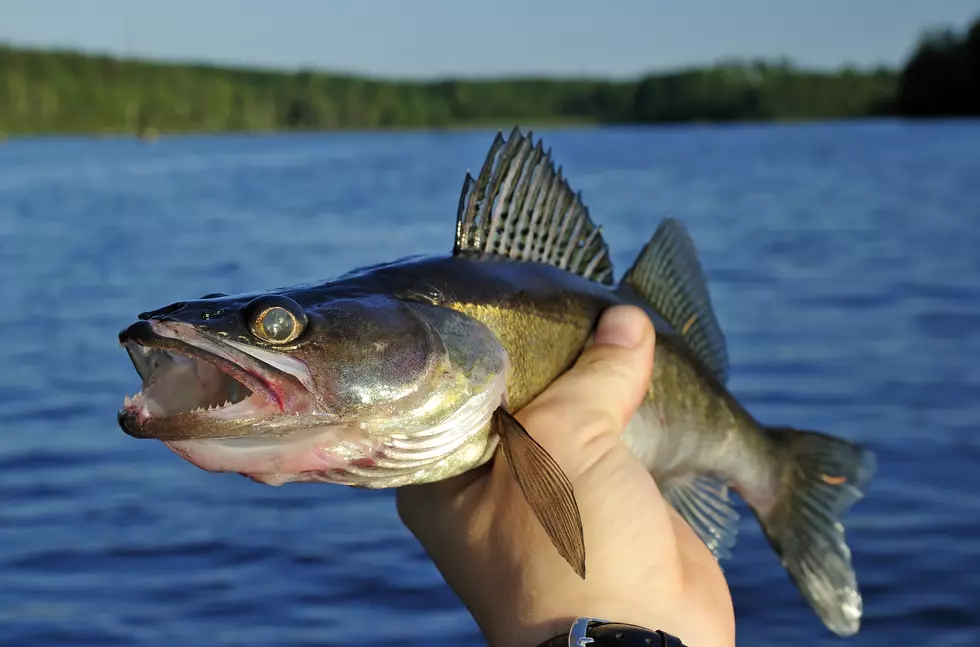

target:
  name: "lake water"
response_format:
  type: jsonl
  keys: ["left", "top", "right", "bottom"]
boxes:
{"left": 1, "top": 121, "right": 978, "bottom": 646}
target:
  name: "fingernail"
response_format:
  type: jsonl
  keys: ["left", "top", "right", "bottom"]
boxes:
{"left": 594, "top": 307, "right": 647, "bottom": 349}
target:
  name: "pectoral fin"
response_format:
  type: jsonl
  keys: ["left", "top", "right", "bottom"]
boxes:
{"left": 493, "top": 408, "right": 586, "bottom": 578}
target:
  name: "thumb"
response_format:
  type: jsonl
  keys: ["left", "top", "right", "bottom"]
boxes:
{"left": 517, "top": 305, "right": 655, "bottom": 463}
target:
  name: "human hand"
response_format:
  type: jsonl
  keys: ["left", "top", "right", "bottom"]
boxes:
{"left": 397, "top": 305, "right": 735, "bottom": 647}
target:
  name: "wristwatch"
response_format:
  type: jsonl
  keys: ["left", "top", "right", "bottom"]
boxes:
{"left": 537, "top": 617, "right": 687, "bottom": 647}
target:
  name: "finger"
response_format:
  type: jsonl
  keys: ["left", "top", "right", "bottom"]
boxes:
{"left": 519, "top": 305, "right": 655, "bottom": 449}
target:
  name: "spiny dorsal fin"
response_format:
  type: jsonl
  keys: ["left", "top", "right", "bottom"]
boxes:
{"left": 619, "top": 218, "right": 729, "bottom": 383}
{"left": 454, "top": 127, "right": 615, "bottom": 285}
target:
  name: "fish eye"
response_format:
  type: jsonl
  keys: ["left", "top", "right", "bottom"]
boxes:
{"left": 244, "top": 296, "right": 307, "bottom": 345}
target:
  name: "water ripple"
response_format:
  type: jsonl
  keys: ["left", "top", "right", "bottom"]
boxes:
{"left": 1, "top": 122, "right": 978, "bottom": 646}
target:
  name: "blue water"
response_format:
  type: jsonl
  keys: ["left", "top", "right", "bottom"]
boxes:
{"left": 1, "top": 121, "right": 979, "bottom": 646}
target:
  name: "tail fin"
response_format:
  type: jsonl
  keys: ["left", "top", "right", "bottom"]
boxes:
{"left": 758, "top": 427, "right": 876, "bottom": 636}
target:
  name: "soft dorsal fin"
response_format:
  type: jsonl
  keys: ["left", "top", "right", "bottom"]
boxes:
{"left": 619, "top": 218, "right": 729, "bottom": 383}
{"left": 454, "top": 127, "right": 615, "bottom": 285}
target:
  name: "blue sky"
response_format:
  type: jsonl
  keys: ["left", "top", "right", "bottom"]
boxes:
{"left": 2, "top": 1, "right": 977, "bottom": 78}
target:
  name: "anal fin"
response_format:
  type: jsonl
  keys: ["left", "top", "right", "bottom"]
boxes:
{"left": 661, "top": 474, "right": 740, "bottom": 561}
{"left": 494, "top": 408, "right": 586, "bottom": 578}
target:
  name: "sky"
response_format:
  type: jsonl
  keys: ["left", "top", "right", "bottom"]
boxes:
{"left": 1, "top": 0, "right": 978, "bottom": 78}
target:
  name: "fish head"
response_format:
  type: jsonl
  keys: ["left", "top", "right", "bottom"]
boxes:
{"left": 118, "top": 289, "right": 508, "bottom": 487}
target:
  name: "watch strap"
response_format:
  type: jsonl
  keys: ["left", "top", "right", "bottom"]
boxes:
{"left": 537, "top": 618, "right": 686, "bottom": 647}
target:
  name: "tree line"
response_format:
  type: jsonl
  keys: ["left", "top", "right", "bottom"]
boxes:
{"left": 895, "top": 16, "right": 980, "bottom": 116}
{"left": 0, "top": 15, "right": 976, "bottom": 136}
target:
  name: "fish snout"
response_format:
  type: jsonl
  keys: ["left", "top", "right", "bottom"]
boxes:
{"left": 118, "top": 320, "right": 156, "bottom": 345}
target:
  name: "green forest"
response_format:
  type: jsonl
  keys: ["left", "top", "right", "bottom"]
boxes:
{"left": 0, "top": 15, "right": 977, "bottom": 136}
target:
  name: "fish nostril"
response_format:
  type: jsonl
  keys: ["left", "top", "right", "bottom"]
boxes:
{"left": 139, "top": 302, "right": 187, "bottom": 320}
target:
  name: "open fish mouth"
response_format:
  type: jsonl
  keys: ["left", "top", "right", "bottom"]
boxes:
{"left": 117, "top": 320, "right": 316, "bottom": 440}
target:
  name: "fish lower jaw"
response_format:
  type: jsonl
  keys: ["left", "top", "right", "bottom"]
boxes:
{"left": 162, "top": 376, "right": 507, "bottom": 488}
{"left": 163, "top": 426, "right": 492, "bottom": 489}
{"left": 165, "top": 428, "right": 384, "bottom": 485}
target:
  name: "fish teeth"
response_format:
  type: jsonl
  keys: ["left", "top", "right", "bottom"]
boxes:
{"left": 124, "top": 395, "right": 132, "bottom": 407}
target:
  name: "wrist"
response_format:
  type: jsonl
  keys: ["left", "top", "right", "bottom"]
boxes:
{"left": 485, "top": 615, "right": 573, "bottom": 647}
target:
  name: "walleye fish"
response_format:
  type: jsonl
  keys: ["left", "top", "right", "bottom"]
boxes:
{"left": 118, "top": 127, "right": 875, "bottom": 636}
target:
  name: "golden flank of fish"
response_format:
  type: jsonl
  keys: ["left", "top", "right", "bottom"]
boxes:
{"left": 118, "top": 127, "right": 876, "bottom": 636}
